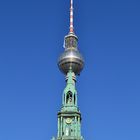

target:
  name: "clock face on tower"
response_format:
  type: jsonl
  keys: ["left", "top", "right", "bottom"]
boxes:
{"left": 66, "top": 118, "right": 72, "bottom": 124}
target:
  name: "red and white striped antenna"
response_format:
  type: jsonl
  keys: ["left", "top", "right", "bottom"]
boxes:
{"left": 69, "top": 0, "right": 74, "bottom": 33}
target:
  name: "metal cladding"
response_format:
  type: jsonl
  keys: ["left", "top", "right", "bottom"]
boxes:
{"left": 58, "top": 33, "right": 84, "bottom": 75}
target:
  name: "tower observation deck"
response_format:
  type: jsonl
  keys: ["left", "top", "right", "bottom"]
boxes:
{"left": 52, "top": 0, "right": 84, "bottom": 139}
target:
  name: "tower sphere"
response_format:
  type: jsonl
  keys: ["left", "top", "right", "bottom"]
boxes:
{"left": 58, "top": 34, "right": 84, "bottom": 75}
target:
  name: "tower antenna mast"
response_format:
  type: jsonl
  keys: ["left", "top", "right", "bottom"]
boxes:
{"left": 70, "top": 0, "right": 74, "bottom": 33}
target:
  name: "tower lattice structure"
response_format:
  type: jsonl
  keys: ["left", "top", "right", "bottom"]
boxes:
{"left": 52, "top": 1, "right": 84, "bottom": 140}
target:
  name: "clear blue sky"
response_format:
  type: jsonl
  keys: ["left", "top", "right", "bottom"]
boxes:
{"left": 0, "top": 0, "right": 140, "bottom": 140}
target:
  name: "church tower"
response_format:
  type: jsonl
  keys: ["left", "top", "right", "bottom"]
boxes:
{"left": 52, "top": 0, "right": 84, "bottom": 139}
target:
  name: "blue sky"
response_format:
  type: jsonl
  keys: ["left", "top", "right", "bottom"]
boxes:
{"left": 0, "top": 0, "right": 140, "bottom": 140}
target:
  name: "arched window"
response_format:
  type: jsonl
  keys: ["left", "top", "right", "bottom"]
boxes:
{"left": 65, "top": 126, "right": 70, "bottom": 136}
{"left": 66, "top": 91, "right": 72, "bottom": 104}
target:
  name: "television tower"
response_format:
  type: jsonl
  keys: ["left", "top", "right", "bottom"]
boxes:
{"left": 52, "top": 0, "right": 84, "bottom": 139}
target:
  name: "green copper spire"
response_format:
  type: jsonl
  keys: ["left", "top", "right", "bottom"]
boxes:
{"left": 51, "top": 0, "right": 84, "bottom": 140}
{"left": 56, "top": 69, "right": 83, "bottom": 140}
{"left": 51, "top": 69, "right": 84, "bottom": 140}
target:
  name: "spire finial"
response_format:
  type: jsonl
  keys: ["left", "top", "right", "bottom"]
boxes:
{"left": 70, "top": 0, "right": 74, "bottom": 33}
